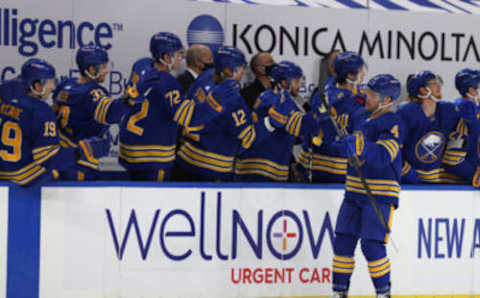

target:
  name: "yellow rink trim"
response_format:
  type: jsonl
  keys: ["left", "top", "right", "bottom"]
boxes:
{"left": 278, "top": 294, "right": 480, "bottom": 298}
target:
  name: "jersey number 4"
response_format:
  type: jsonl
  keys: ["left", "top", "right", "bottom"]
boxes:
{"left": 391, "top": 125, "right": 399, "bottom": 139}
{"left": 0, "top": 120, "right": 22, "bottom": 162}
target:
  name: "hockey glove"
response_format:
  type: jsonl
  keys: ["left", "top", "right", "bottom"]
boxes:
{"left": 77, "top": 136, "right": 111, "bottom": 163}
{"left": 344, "top": 132, "right": 365, "bottom": 158}
{"left": 268, "top": 101, "right": 292, "bottom": 128}
{"left": 123, "top": 71, "right": 159, "bottom": 104}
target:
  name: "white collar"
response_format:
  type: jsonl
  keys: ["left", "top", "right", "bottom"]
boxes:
{"left": 187, "top": 68, "right": 199, "bottom": 79}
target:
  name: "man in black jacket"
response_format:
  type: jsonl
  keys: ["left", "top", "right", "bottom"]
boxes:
{"left": 177, "top": 44, "right": 213, "bottom": 93}
{"left": 240, "top": 52, "right": 275, "bottom": 109}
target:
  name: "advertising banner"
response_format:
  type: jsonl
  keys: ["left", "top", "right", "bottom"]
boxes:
{"left": 39, "top": 186, "right": 480, "bottom": 297}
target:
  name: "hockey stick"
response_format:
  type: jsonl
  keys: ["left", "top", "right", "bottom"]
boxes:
{"left": 320, "top": 92, "right": 399, "bottom": 252}
{"left": 308, "top": 144, "right": 313, "bottom": 183}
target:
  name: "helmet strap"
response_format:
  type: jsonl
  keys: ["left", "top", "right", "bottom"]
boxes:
{"left": 467, "top": 90, "right": 480, "bottom": 105}
{"left": 418, "top": 87, "right": 440, "bottom": 102}
{"left": 345, "top": 77, "right": 357, "bottom": 88}
{"left": 372, "top": 100, "right": 394, "bottom": 115}
{"left": 159, "top": 53, "right": 174, "bottom": 72}
{"left": 30, "top": 82, "right": 45, "bottom": 98}
{"left": 84, "top": 65, "right": 100, "bottom": 81}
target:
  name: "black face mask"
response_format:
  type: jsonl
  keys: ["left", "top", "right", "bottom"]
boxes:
{"left": 264, "top": 64, "right": 275, "bottom": 76}
{"left": 203, "top": 62, "right": 214, "bottom": 71}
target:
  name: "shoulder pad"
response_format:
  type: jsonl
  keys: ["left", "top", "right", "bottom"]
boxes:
{"left": 216, "top": 79, "right": 241, "bottom": 99}
{"left": 18, "top": 94, "right": 53, "bottom": 115}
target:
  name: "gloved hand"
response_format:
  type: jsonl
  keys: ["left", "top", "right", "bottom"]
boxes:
{"left": 343, "top": 132, "right": 365, "bottom": 158}
{"left": 123, "top": 71, "right": 159, "bottom": 104}
{"left": 77, "top": 136, "right": 111, "bottom": 162}
{"left": 212, "top": 79, "right": 240, "bottom": 108}
{"left": 458, "top": 100, "right": 476, "bottom": 122}
{"left": 316, "top": 92, "right": 329, "bottom": 115}
{"left": 268, "top": 99, "right": 292, "bottom": 128}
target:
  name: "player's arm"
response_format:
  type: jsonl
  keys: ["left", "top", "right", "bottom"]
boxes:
{"left": 344, "top": 120, "right": 402, "bottom": 168}
{"left": 284, "top": 110, "right": 330, "bottom": 144}
{"left": 90, "top": 87, "right": 141, "bottom": 125}
{"left": 30, "top": 106, "right": 110, "bottom": 183}
{"left": 442, "top": 116, "right": 480, "bottom": 186}
{"left": 31, "top": 105, "right": 73, "bottom": 170}
{"left": 161, "top": 78, "right": 195, "bottom": 128}
{"left": 186, "top": 90, "right": 219, "bottom": 127}
{"left": 229, "top": 98, "right": 276, "bottom": 155}
{"left": 90, "top": 68, "right": 161, "bottom": 126}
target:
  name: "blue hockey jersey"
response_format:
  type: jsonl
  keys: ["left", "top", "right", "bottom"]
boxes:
{"left": 0, "top": 94, "right": 77, "bottom": 186}
{"left": 52, "top": 78, "right": 131, "bottom": 177}
{"left": 176, "top": 79, "right": 273, "bottom": 181}
{"left": 119, "top": 60, "right": 194, "bottom": 171}
{"left": 234, "top": 89, "right": 298, "bottom": 182}
{"left": 186, "top": 68, "right": 215, "bottom": 104}
{"left": 182, "top": 68, "right": 222, "bottom": 139}
{"left": 298, "top": 85, "right": 365, "bottom": 183}
{"left": 398, "top": 101, "right": 463, "bottom": 184}
{"left": 344, "top": 109, "right": 403, "bottom": 208}
{"left": 442, "top": 98, "right": 480, "bottom": 185}
{"left": 234, "top": 88, "right": 326, "bottom": 182}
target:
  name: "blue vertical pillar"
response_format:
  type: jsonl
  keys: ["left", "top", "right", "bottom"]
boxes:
{"left": 6, "top": 185, "right": 41, "bottom": 298}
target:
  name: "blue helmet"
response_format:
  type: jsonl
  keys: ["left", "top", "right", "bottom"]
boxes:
{"left": 334, "top": 51, "right": 365, "bottom": 81}
{"left": 280, "top": 61, "right": 303, "bottom": 79}
{"left": 76, "top": 44, "right": 109, "bottom": 74}
{"left": 407, "top": 70, "right": 438, "bottom": 98}
{"left": 367, "top": 74, "right": 401, "bottom": 100}
{"left": 214, "top": 46, "right": 247, "bottom": 73}
{"left": 150, "top": 32, "right": 184, "bottom": 61}
{"left": 21, "top": 58, "right": 56, "bottom": 86}
{"left": 271, "top": 61, "right": 303, "bottom": 85}
{"left": 455, "top": 68, "right": 480, "bottom": 96}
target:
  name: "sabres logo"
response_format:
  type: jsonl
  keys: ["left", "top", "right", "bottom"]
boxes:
{"left": 415, "top": 131, "right": 445, "bottom": 164}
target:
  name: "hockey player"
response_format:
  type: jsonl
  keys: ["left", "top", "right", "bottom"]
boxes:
{"left": 53, "top": 44, "right": 146, "bottom": 181}
{"left": 331, "top": 74, "right": 402, "bottom": 298}
{"left": 398, "top": 71, "right": 463, "bottom": 184}
{"left": 234, "top": 61, "right": 324, "bottom": 182}
{"left": 175, "top": 46, "right": 284, "bottom": 181}
{"left": 119, "top": 32, "right": 195, "bottom": 181}
{"left": 0, "top": 59, "right": 110, "bottom": 186}
{"left": 442, "top": 69, "right": 480, "bottom": 186}
{"left": 298, "top": 51, "right": 366, "bottom": 183}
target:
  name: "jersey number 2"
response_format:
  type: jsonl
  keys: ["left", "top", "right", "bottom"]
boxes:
{"left": 127, "top": 100, "right": 149, "bottom": 136}
{"left": 0, "top": 121, "right": 22, "bottom": 162}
